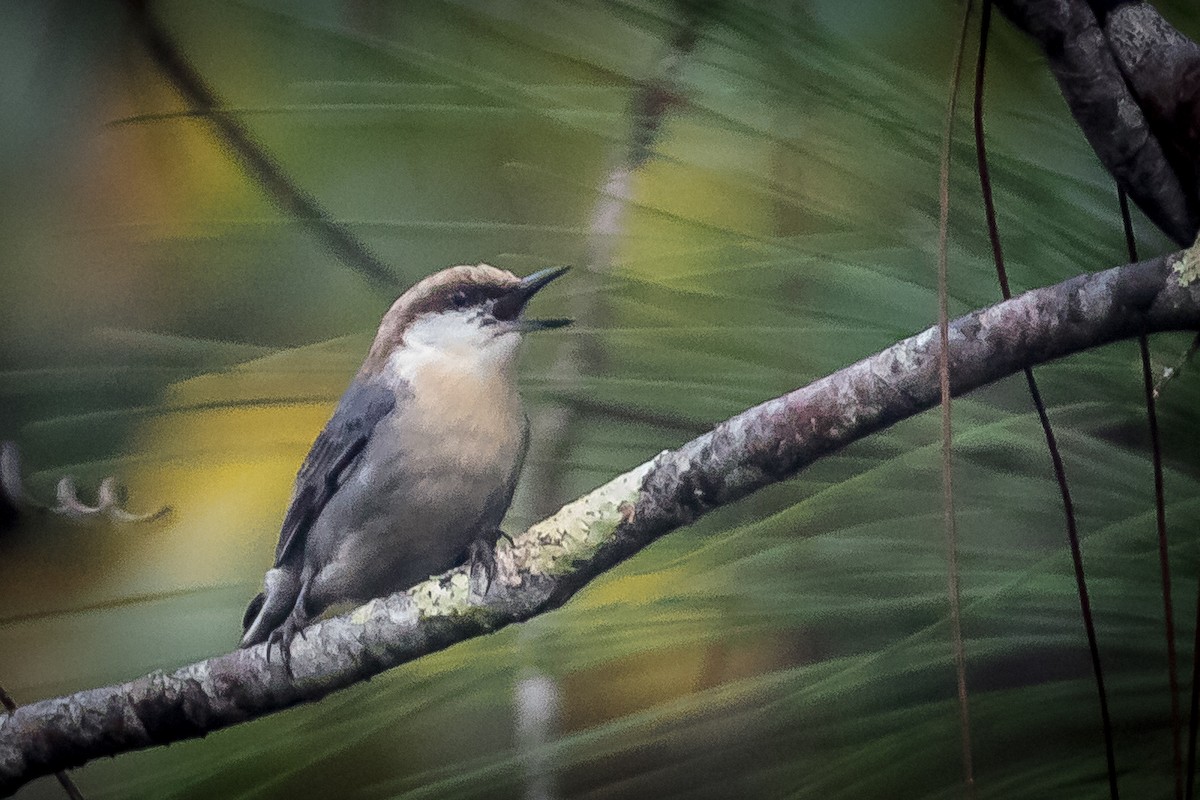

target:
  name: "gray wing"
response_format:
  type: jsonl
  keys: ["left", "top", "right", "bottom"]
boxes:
{"left": 273, "top": 379, "right": 397, "bottom": 567}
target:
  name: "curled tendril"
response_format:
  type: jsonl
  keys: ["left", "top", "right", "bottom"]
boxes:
{"left": 1, "top": 441, "right": 169, "bottom": 526}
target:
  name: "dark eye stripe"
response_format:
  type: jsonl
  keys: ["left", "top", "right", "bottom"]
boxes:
{"left": 409, "top": 283, "right": 513, "bottom": 318}
{"left": 448, "top": 285, "right": 508, "bottom": 309}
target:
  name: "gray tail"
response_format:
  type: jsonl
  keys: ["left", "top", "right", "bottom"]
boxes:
{"left": 241, "top": 593, "right": 265, "bottom": 638}
{"left": 239, "top": 568, "right": 299, "bottom": 648}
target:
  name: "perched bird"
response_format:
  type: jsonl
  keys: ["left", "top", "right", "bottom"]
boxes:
{"left": 240, "top": 264, "right": 570, "bottom": 668}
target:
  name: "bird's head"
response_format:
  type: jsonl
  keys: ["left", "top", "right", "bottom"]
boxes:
{"left": 361, "top": 264, "right": 571, "bottom": 378}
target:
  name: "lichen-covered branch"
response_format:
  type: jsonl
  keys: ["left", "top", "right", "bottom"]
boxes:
{"left": 994, "top": 0, "right": 1200, "bottom": 245}
{"left": 2, "top": 253, "right": 1200, "bottom": 795}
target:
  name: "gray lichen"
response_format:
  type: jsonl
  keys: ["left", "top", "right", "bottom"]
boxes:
{"left": 410, "top": 572, "right": 473, "bottom": 617}
{"left": 1172, "top": 243, "right": 1200, "bottom": 287}
{"left": 499, "top": 462, "right": 653, "bottom": 581}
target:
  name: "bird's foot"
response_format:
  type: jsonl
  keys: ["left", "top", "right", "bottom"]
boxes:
{"left": 266, "top": 612, "right": 308, "bottom": 677}
{"left": 466, "top": 534, "right": 500, "bottom": 596}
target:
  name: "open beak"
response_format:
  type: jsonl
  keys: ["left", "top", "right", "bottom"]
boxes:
{"left": 492, "top": 266, "right": 572, "bottom": 332}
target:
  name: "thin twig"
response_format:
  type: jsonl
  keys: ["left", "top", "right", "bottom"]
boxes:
{"left": 0, "top": 441, "right": 168, "bottom": 525}
{"left": 123, "top": 0, "right": 396, "bottom": 288}
{"left": 939, "top": 2, "right": 976, "bottom": 796}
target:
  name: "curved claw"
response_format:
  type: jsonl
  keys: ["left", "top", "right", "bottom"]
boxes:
{"left": 268, "top": 581, "right": 312, "bottom": 677}
{"left": 267, "top": 617, "right": 303, "bottom": 677}
{"left": 466, "top": 535, "right": 499, "bottom": 596}
{"left": 266, "top": 629, "right": 280, "bottom": 667}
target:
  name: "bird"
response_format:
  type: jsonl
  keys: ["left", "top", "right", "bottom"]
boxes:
{"left": 239, "top": 264, "right": 570, "bottom": 670}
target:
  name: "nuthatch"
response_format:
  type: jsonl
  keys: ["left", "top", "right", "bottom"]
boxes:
{"left": 240, "top": 264, "right": 570, "bottom": 668}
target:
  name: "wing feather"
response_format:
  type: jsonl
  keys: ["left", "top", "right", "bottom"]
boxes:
{"left": 273, "top": 380, "right": 398, "bottom": 566}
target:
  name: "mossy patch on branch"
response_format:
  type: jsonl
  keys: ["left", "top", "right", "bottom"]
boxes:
{"left": 501, "top": 461, "right": 654, "bottom": 580}
{"left": 1172, "top": 241, "right": 1200, "bottom": 286}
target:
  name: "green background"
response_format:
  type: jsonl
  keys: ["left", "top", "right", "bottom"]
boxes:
{"left": 2, "top": 1, "right": 1199, "bottom": 797}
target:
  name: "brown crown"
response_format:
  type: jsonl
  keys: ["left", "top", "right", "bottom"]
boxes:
{"left": 359, "top": 264, "right": 520, "bottom": 374}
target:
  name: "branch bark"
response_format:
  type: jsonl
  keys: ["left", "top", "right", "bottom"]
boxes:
{"left": 2, "top": 253, "right": 1199, "bottom": 795}
{"left": 1099, "top": 1, "right": 1200, "bottom": 217}
{"left": 994, "top": 0, "right": 1200, "bottom": 245}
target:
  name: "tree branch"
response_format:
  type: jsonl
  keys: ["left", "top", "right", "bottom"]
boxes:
{"left": 1098, "top": 1, "right": 1200, "bottom": 216}
{"left": 994, "top": 0, "right": 1200, "bottom": 245}
{"left": 2, "top": 253, "right": 1199, "bottom": 795}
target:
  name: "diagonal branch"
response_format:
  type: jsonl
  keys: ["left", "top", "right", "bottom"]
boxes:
{"left": 2, "top": 253, "right": 1199, "bottom": 795}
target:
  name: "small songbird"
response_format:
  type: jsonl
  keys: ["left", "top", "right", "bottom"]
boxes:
{"left": 240, "top": 264, "right": 570, "bottom": 668}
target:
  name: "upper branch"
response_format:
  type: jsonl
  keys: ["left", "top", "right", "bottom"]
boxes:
{"left": 994, "top": 0, "right": 1200, "bottom": 245}
{"left": 2, "top": 253, "right": 1199, "bottom": 796}
{"left": 1098, "top": 1, "right": 1200, "bottom": 216}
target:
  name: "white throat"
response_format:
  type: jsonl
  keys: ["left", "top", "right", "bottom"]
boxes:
{"left": 383, "top": 310, "right": 521, "bottom": 386}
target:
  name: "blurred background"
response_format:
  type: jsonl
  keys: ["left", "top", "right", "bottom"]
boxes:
{"left": 2, "top": 0, "right": 1199, "bottom": 797}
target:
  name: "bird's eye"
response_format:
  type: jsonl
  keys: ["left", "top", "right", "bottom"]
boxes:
{"left": 451, "top": 290, "right": 469, "bottom": 309}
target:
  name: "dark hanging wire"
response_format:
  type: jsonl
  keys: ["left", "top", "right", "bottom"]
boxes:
{"left": 1118, "top": 188, "right": 1182, "bottom": 800}
{"left": 1189, "top": 585, "right": 1200, "bottom": 800}
{"left": 973, "top": 2, "right": 1118, "bottom": 797}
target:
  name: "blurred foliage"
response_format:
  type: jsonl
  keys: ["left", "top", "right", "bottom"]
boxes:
{"left": 2, "top": 0, "right": 1200, "bottom": 798}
